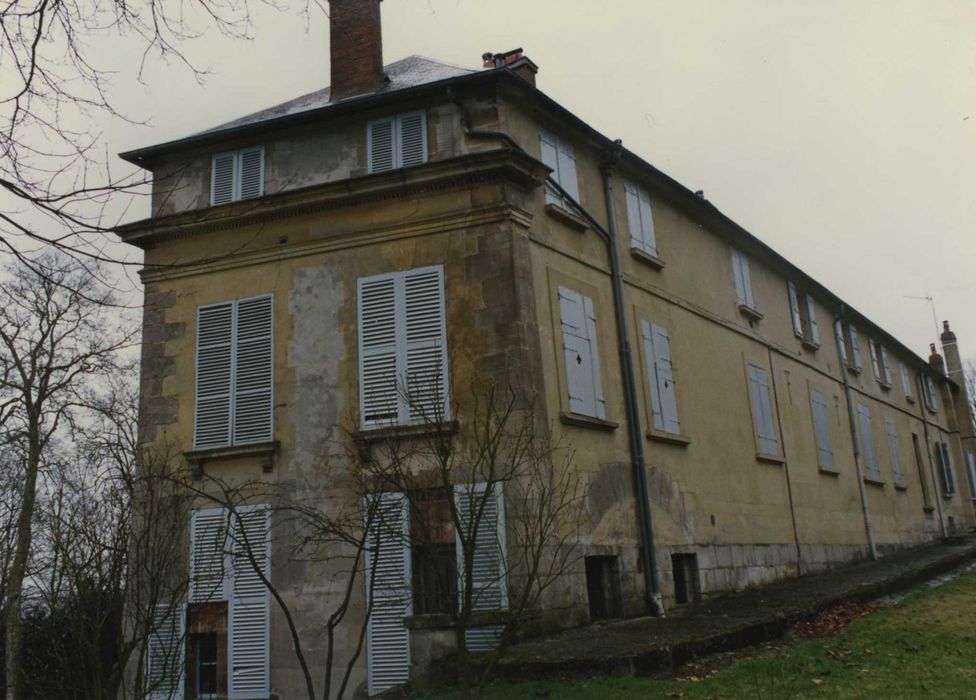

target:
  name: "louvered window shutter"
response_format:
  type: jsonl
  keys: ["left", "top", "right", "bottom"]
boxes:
{"left": 146, "top": 603, "right": 185, "bottom": 700}
{"left": 940, "top": 443, "right": 955, "bottom": 494}
{"left": 212, "top": 153, "right": 236, "bottom": 205}
{"left": 539, "top": 128, "right": 561, "bottom": 206}
{"left": 581, "top": 295, "right": 606, "bottom": 419}
{"left": 926, "top": 377, "right": 938, "bottom": 412}
{"left": 238, "top": 147, "right": 264, "bottom": 201}
{"left": 835, "top": 320, "right": 849, "bottom": 365}
{"left": 805, "top": 295, "right": 820, "bottom": 345}
{"left": 640, "top": 321, "right": 664, "bottom": 431}
{"left": 555, "top": 137, "right": 579, "bottom": 203}
{"left": 403, "top": 267, "right": 449, "bottom": 423}
{"left": 869, "top": 339, "right": 881, "bottom": 380}
{"left": 368, "top": 118, "right": 396, "bottom": 173}
{"left": 363, "top": 492, "right": 411, "bottom": 697}
{"left": 229, "top": 505, "right": 270, "bottom": 699}
{"left": 650, "top": 322, "right": 680, "bottom": 434}
{"left": 195, "top": 303, "right": 234, "bottom": 449}
{"left": 810, "top": 390, "right": 833, "bottom": 468}
{"left": 900, "top": 363, "right": 913, "bottom": 399}
{"left": 857, "top": 404, "right": 878, "bottom": 476}
{"left": 747, "top": 365, "right": 778, "bottom": 455}
{"left": 885, "top": 420, "right": 903, "bottom": 482}
{"left": 455, "top": 482, "right": 507, "bottom": 651}
{"left": 624, "top": 182, "right": 644, "bottom": 250}
{"left": 732, "top": 251, "right": 754, "bottom": 308}
{"left": 558, "top": 287, "right": 604, "bottom": 419}
{"left": 191, "top": 508, "right": 229, "bottom": 603}
{"left": 233, "top": 296, "right": 274, "bottom": 444}
{"left": 359, "top": 275, "right": 400, "bottom": 427}
{"left": 787, "top": 282, "right": 803, "bottom": 337}
{"left": 397, "top": 111, "right": 427, "bottom": 168}
{"left": 849, "top": 327, "right": 863, "bottom": 369}
{"left": 880, "top": 346, "right": 892, "bottom": 386}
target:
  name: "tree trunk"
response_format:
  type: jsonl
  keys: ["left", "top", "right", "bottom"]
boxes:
{"left": 5, "top": 439, "right": 40, "bottom": 700}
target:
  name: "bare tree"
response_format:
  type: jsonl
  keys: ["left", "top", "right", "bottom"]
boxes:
{"left": 0, "top": 253, "right": 134, "bottom": 700}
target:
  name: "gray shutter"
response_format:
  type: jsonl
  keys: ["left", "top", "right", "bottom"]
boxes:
{"left": 834, "top": 319, "right": 849, "bottom": 366}
{"left": 233, "top": 295, "right": 273, "bottom": 444}
{"left": 857, "top": 404, "right": 878, "bottom": 476}
{"left": 397, "top": 111, "right": 427, "bottom": 168}
{"left": 190, "top": 507, "right": 229, "bottom": 603}
{"left": 788, "top": 282, "right": 803, "bottom": 337}
{"left": 359, "top": 275, "right": 400, "bottom": 427}
{"left": 869, "top": 339, "right": 881, "bottom": 380}
{"left": 238, "top": 147, "right": 264, "bottom": 200}
{"left": 748, "top": 365, "right": 778, "bottom": 455}
{"left": 539, "top": 128, "right": 561, "bottom": 206}
{"left": 965, "top": 453, "right": 976, "bottom": 501}
{"left": 403, "top": 267, "right": 449, "bottom": 423}
{"left": 146, "top": 603, "right": 185, "bottom": 700}
{"left": 229, "top": 505, "right": 270, "bottom": 699}
{"left": 559, "top": 286, "right": 596, "bottom": 417}
{"left": 940, "top": 442, "right": 955, "bottom": 494}
{"left": 363, "top": 492, "right": 411, "bottom": 697}
{"left": 368, "top": 118, "right": 396, "bottom": 173}
{"left": 640, "top": 320, "right": 664, "bottom": 431}
{"left": 455, "top": 482, "right": 507, "bottom": 651}
{"left": 805, "top": 295, "right": 820, "bottom": 345}
{"left": 732, "top": 250, "right": 754, "bottom": 308}
{"left": 650, "top": 323, "right": 680, "bottom": 434}
{"left": 211, "top": 153, "right": 236, "bottom": 205}
{"left": 849, "top": 327, "right": 863, "bottom": 370}
{"left": 810, "top": 389, "right": 833, "bottom": 468}
{"left": 885, "top": 420, "right": 904, "bottom": 482}
{"left": 900, "top": 363, "right": 913, "bottom": 399}
{"left": 195, "top": 303, "right": 234, "bottom": 449}
{"left": 581, "top": 295, "right": 606, "bottom": 419}
{"left": 555, "top": 135, "right": 579, "bottom": 204}
{"left": 624, "top": 181, "right": 644, "bottom": 250}
{"left": 926, "top": 377, "right": 938, "bottom": 412}
{"left": 880, "top": 346, "right": 892, "bottom": 386}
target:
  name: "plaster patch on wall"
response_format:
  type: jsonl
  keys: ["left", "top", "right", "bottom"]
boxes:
{"left": 287, "top": 263, "right": 346, "bottom": 478}
{"left": 648, "top": 469, "right": 695, "bottom": 542}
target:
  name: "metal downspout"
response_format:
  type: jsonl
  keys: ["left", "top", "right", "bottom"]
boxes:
{"left": 833, "top": 312, "right": 878, "bottom": 560}
{"left": 916, "top": 372, "right": 948, "bottom": 538}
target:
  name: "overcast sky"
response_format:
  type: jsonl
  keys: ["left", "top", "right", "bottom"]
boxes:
{"left": 106, "top": 0, "right": 975, "bottom": 365}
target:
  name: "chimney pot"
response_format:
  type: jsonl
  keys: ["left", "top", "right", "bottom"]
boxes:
{"left": 329, "top": 0, "right": 385, "bottom": 101}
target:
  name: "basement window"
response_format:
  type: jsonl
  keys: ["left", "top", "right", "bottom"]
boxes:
{"left": 671, "top": 553, "right": 701, "bottom": 605}
{"left": 584, "top": 555, "right": 622, "bottom": 620}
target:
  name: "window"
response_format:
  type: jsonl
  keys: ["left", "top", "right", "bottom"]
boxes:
{"left": 857, "top": 404, "right": 880, "bottom": 479}
{"left": 747, "top": 364, "right": 778, "bottom": 456}
{"left": 368, "top": 111, "right": 428, "bottom": 173}
{"left": 937, "top": 441, "right": 956, "bottom": 495}
{"left": 868, "top": 340, "right": 893, "bottom": 387}
{"left": 922, "top": 375, "right": 939, "bottom": 413}
{"left": 558, "top": 286, "right": 606, "bottom": 419}
{"left": 211, "top": 146, "right": 264, "bottom": 206}
{"left": 641, "top": 320, "right": 680, "bottom": 435}
{"left": 965, "top": 452, "right": 976, "bottom": 502}
{"left": 624, "top": 181, "right": 657, "bottom": 256}
{"left": 186, "top": 605, "right": 227, "bottom": 700}
{"left": 539, "top": 127, "right": 579, "bottom": 208}
{"left": 358, "top": 266, "right": 449, "bottom": 429}
{"left": 912, "top": 433, "right": 933, "bottom": 508}
{"left": 879, "top": 346, "right": 893, "bottom": 386}
{"left": 900, "top": 363, "right": 915, "bottom": 402}
{"left": 410, "top": 490, "right": 458, "bottom": 615}
{"left": 193, "top": 633, "right": 218, "bottom": 698}
{"left": 885, "top": 419, "right": 905, "bottom": 484}
{"left": 787, "top": 282, "right": 819, "bottom": 347}
{"left": 842, "top": 324, "right": 863, "bottom": 372}
{"left": 810, "top": 389, "right": 833, "bottom": 469}
{"left": 869, "top": 339, "right": 882, "bottom": 381}
{"left": 731, "top": 250, "right": 758, "bottom": 314}
{"left": 194, "top": 295, "right": 274, "bottom": 450}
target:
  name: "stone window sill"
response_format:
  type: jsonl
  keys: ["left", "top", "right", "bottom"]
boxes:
{"left": 894, "top": 481, "right": 909, "bottom": 491}
{"left": 545, "top": 203, "right": 588, "bottom": 231}
{"left": 879, "top": 382, "right": 892, "bottom": 392}
{"left": 863, "top": 475, "right": 886, "bottom": 487}
{"left": 630, "top": 247, "right": 665, "bottom": 270}
{"left": 646, "top": 430, "right": 691, "bottom": 446}
{"left": 905, "top": 395, "right": 916, "bottom": 404}
{"left": 818, "top": 466, "right": 841, "bottom": 476}
{"left": 847, "top": 365, "right": 863, "bottom": 376}
{"left": 184, "top": 441, "right": 279, "bottom": 477}
{"left": 923, "top": 505, "right": 936, "bottom": 513}
{"left": 756, "top": 452, "right": 785, "bottom": 465}
{"left": 801, "top": 339, "right": 820, "bottom": 351}
{"left": 559, "top": 412, "right": 618, "bottom": 431}
{"left": 353, "top": 420, "right": 459, "bottom": 447}
{"left": 738, "top": 304, "right": 763, "bottom": 322}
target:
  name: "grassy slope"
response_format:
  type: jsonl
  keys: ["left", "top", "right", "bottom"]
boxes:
{"left": 423, "top": 567, "right": 976, "bottom": 699}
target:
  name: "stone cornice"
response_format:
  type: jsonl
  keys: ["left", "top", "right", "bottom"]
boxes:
{"left": 116, "top": 148, "right": 547, "bottom": 250}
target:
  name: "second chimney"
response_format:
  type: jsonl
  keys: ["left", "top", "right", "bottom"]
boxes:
{"left": 329, "top": 0, "right": 385, "bottom": 101}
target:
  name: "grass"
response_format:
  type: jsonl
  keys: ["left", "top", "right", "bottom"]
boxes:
{"left": 420, "top": 567, "right": 976, "bottom": 699}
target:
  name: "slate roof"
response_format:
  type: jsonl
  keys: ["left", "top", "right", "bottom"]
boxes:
{"left": 197, "top": 55, "right": 476, "bottom": 137}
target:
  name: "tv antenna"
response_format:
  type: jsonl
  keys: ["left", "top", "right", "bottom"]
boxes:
{"left": 904, "top": 295, "right": 940, "bottom": 341}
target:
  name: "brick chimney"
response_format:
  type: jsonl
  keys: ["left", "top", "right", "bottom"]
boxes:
{"left": 482, "top": 48, "right": 538, "bottom": 87}
{"left": 329, "top": 0, "right": 386, "bottom": 101}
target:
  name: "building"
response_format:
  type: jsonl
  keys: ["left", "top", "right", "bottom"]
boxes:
{"left": 116, "top": 1, "right": 976, "bottom": 697}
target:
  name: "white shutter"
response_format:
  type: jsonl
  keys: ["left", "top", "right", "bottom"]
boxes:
{"left": 857, "top": 404, "right": 879, "bottom": 477}
{"left": 559, "top": 287, "right": 594, "bottom": 417}
{"left": 195, "top": 303, "right": 234, "bottom": 449}
{"left": 869, "top": 339, "right": 881, "bottom": 380}
{"left": 849, "top": 327, "right": 863, "bottom": 370}
{"left": 238, "top": 147, "right": 264, "bottom": 200}
{"left": 900, "top": 363, "right": 913, "bottom": 399}
{"left": 397, "top": 111, "right": 427, "bottom": 168}
{"left": 403, "top": 267, "right": 449, "bottom": 423}
{"left": 581, "top": 295, "right": 606, "bottom": 420}
{"left": 455, "top": 483, "right": 507, "bottom": 651}
{"left": 880, "top": 346, "right": 892, "bottom": 386}
{"left": 747, "top": 365, "right": 778, "bottom": 455}
{"left": 539, "top": 128, "right": 561, "bottom": 206}
{"left": 805, "top": 295, "right": 820, "bottom": 345}
{"left": 834, "top": 320, "right": 849, "bottom": 366}
{"left": 229, "top": 505, "right": 270, "bottom": 699}
{"left": 625, "top": 181, "right": 656, "bottom": 254}
{"left": 368, "top": 118, "right": 396, "bottom": 173}
{"left": 885, "top": 420, "right": 904, "bottom": 482}
{"left": 190, "top": 508, "right": 229, "bottom": 603}
{"left": 640, "top": 321, "right": 664, "bottom": 431}
{"left": 233, "top": 295, "right": 274, "bottom": 444}
{"left": 211, "top": 153, "right": 236, "bottom": 205}
{"left": 359, "top": 275, "right": 400, "bottom": 427}
{"left": 645, "top": 321, "right": 680, "bottom": 434}
{"left": 732, "top": 250, "right": 754, "bottom": 308}
{"left": 926, "top": 377, "right": 938, "bottom": 413}
{"left": 965, "top": 453, "right": 976, "bottom": 501}
{"left": 555, "top": 135, "right": 579, "bottom": 204}
{"left": 146, "top": 603, "right": 185, "bottom": 700}
{"left": 787, "top": 282, "right": 803, "bottom": 338}
{"left": 940, "top": 443, "right": 955, "bottom": 494}
{"left": 363, "top": 492, "right": 411, "bottom": 697}
{"left": 810, "top": 389, "right": 833, "bottom": 468}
